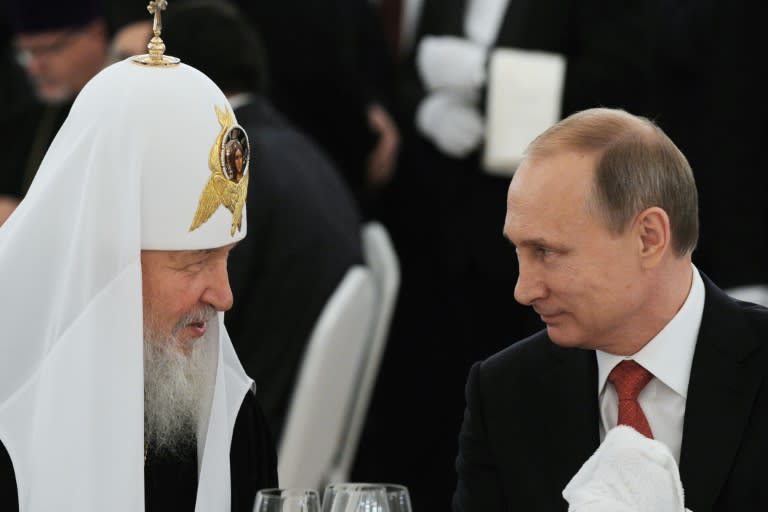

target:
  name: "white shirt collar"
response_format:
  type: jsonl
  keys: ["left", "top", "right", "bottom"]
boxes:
{"left": 596, "top": 264, "right": 704, "bottom": 399}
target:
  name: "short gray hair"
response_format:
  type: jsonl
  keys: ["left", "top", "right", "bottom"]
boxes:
{"left": 525, "top": 108, "right": 698, "bottom": 256}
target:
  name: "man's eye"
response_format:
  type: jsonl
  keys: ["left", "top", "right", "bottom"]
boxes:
{"left": 535, "top": 246, "right": 553, "bottom": 257}
{"left": 184, "top": 259, "right": 207, "bottom": 271}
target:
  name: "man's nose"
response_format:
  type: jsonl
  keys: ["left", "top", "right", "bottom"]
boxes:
{"left": 202, "top": 260, "right": 234, "bottom": 312}
{"left": 514, "top": 263, "right": 546, "bottom": 306}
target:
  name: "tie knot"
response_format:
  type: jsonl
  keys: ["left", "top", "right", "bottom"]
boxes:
{"left": 608, "top": 360, "right": 653, "bottom": 400}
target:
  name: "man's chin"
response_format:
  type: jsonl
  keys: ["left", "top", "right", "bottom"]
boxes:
{"left": 546, "top": 326, "right": 586, "bottom": 349}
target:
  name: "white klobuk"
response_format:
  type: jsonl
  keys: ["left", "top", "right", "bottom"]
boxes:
{"left": 0, "top": 59, "right": 252, "bottom": 511}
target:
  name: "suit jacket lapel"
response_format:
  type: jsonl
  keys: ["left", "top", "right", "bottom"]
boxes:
{"left": 679, "top": 276, "right": 764, "bottom": 511}
{"left": 534, "top": 344, "right": 600, "bottom": 504}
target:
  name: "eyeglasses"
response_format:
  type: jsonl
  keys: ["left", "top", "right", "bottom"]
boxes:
{"left": 15, "top": 28, "right": 85, "bottom": 67}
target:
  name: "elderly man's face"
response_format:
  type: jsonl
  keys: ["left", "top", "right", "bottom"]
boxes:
{"left": 141, "top": 243, "right": 237, "bottom": 351}
{"left": 503, "top": 150, "right": 647, "bottom": 354}
{"left": 15, "top": 19, "right": 107, "bottom": 103}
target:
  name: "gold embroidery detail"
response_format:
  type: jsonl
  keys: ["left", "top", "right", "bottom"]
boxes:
{"left": 189, "top": 105, "right": 249, "bottom": 235}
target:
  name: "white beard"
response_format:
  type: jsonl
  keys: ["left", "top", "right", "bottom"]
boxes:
{"left": 143, "top": 306, "right": 217, "bottom": 458}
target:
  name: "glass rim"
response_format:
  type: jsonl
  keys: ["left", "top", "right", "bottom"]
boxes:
{"left": 325, "top": 482, "right": 407, "bottom": 491}
{"left": 257, "top": 488, "right": 320, "bottom": 496}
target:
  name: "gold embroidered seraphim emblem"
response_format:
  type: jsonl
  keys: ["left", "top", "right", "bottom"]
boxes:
{"left": 189, "top": 105, "right": 249, "bottom": 235}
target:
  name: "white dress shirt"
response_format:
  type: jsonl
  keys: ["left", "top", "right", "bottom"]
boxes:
{"left": 596, "top": 265, "right": 705, "bottom": 462}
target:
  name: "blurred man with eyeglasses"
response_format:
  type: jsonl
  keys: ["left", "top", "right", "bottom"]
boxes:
{"left": 0, "top": 0, "right": 107, "bottom": 225}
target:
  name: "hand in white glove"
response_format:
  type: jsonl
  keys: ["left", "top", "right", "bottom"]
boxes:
{"left": 416, "top": 91, "right": 485, "bottom": 158}
{"left": 416, "top": 35, "right": 487, "bottom": 94}
{"left": 562, "top": 426, "right": 692, "bottom": 512}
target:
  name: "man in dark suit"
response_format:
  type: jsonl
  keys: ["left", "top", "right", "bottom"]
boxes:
{"left": 157, "top": 0, "right": 365, "bottom": 441}
{"left": 233, "top": 0, "right": 401, "bottom": 215}
{"left": 453, "top": 107, "right": 768, "bottom": 511}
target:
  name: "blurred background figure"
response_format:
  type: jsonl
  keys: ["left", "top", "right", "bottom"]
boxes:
{"left": 651, "top": 0, "right": 768, "bottom": 306}
{"left": 0, "top": 0, "right": 108, "bottom": 222}
{"left": 232, "top": 0, "right": 401, "bottom": 217}
{"left": 116, "top": 0, "right": 366, "bottom": 441}
{"left": 0, "top": 11, "right": 33, "bottom": 225}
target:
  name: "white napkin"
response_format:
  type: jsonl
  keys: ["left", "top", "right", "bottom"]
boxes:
{"left": 482, "top": 47, "right": 565, "bottom": 176}
{"left": 562, "top": 426, "right": 692, "bottom": 512}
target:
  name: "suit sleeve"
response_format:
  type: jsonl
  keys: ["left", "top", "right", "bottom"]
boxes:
{"left": 452, "top": 362, "right": 506, "bottom": 511}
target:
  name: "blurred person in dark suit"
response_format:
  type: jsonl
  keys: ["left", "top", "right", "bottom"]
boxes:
{"left": 136, "top": 0, "right": 366, "bottom": 440}
{"left": 232, "top": 0, "right": 400, "bottom": 215}
{"left": 0, "top": 12, "right": 31, "bottom": 225}
{"left": 0, "top": 0, "right": 108, "bottom": 219}
{"left": 651, "top": 0, "right": 768, "bottom": 306}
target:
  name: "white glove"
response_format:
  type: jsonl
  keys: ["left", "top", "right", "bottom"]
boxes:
{"left": 416, "top": 35, "right": 487, "bottom": 94}
{"left": 562, "top": 426, "right": 692, "bottom": 512}
{"left": 416, "top": 91, "right": 485, "bottom": 158}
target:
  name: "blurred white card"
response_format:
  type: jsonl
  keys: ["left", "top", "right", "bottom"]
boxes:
{"left": 483, "top": 47, "right": 566, "bottom": 177}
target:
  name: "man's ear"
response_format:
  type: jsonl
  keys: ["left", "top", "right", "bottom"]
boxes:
{"left": 635, "top": 207, "right": 671, "bottom": 268}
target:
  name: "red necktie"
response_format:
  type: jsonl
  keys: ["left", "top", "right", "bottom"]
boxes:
{"left": 608, "top": 360, "right": 654, "bottom": 439}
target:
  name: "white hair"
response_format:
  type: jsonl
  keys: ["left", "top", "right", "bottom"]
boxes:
{"left": 143, "top": 305, "right": 217, "bottom": 458}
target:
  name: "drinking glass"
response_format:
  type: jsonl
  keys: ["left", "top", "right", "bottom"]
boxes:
{"left": 254, "top": 488, "right": 321, "bottom": 512}
{"left": 321, "top": 483, "right": 390, "bottom": 512}
{"left": 380, "top": 484, "right": 412, "bottom": 512}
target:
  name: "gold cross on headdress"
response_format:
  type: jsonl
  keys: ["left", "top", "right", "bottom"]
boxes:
{"left": 132, "top": 0, "right": 179, "bottom": 66}
{"left": 147, "top": 0, "right": 168, "bottom": 36}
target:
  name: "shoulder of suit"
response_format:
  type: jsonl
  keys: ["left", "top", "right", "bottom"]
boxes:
{"left": 479, "top": 329, "right": 559, "bottom": 379}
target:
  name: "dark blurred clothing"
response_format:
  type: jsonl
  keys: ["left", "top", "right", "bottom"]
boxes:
{"left": 234, "top": 0, "right": 396, "bottom": 211}
{"left": 225, "top": 95, "right": 364, "bottom": 440}
{"left": 652, "top": 0, "right": 768, "bottom": 290}
{"left": 0, "top": 100, "right": 71, "bottom": 199}
{"left": 0, "top": 16, "right": 36, "bottom": 199}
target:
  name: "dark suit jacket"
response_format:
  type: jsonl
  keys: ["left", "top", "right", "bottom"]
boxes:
{"left": 225, "top": 96, "right": 364, "bottom": 441}
{"left": 235, "top": 0, "right": 395, "bottom": 202}
{"left": 453, "top": 274, "right": 768, "bottom": 511}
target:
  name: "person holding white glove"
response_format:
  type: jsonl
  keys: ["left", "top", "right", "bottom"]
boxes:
{"left": 416, "top": 90, "right": 485, "bottom": 158}
{"left": 416, "top": 35, "right": 487, "bottom": 94}
{"left": 563, "top": 426, "right": 692, "bottom": 512}
{"left": 415, "top": 35, "right": 488, "bottom": 157}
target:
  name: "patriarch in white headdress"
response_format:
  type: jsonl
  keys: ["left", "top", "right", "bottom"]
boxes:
{"left": 0, "top": 4, "right": 273, "bottom": 509}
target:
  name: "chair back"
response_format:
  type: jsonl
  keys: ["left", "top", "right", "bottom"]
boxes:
{"left": 277, "top": 265, "right": 377, "bottom": 489}
{"left": 327, "top": 221, "right": 401, "bottom": 483}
